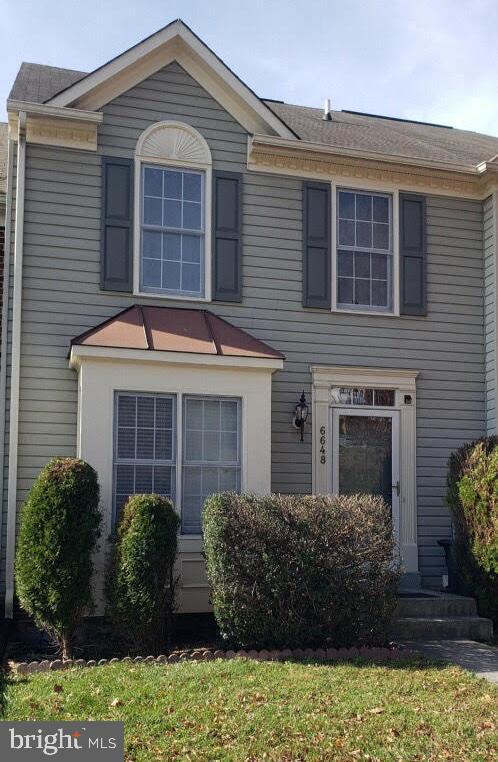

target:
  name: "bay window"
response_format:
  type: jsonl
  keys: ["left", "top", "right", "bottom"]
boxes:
{"left": 113, "top": 392, "right": 241, "bottom": 533}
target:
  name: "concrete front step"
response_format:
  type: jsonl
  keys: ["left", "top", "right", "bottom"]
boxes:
{"left": 395, "top": 595, "right": 477, "bottom": 618}
{"left": 392, "top": 616, "right": 493, "bottom": 641}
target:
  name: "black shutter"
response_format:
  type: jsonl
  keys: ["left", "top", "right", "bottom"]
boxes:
{"left": 399, "top": 193, "right": 427, "bottom": 315}
{"left": 101, "top": 157, "right": 133, "bottom": 292}
{"left": 303, "top": 181, "right": 331, "bottom": 308}
{"left": 212, "top": 170, "right": 242, "bottom": 302}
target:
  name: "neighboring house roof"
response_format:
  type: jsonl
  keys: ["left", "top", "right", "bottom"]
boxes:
{"left": 8, "top": 58, "right": 498, "bottom": 167}
{"left": 0, "top": 122, "right": 8, "bottom": 197}
{"left": 9, "top": 62, "right": 86, "bottom": 104}
{"left": 71, "top": 305, "right": 285, "bottom": 360}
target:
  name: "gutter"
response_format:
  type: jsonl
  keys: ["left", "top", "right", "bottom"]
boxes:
{"left": 0, "top": 136, "right": 14, "bottom": 602}
{"left": 249, "top": 134, "right": 483, "bottom": 176}
{"left": 6, "top": 100, "right": 103, "bottom": 123}
{"left": 4, "top": 111, "right": 27, "bottom": 618}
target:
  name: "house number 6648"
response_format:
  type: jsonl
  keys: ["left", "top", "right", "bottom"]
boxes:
{"left": 319, "top": 425, "right": 327, "bottom": 464}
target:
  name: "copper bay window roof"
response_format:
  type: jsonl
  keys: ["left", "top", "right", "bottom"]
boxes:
{"left": 71, "top": 305, "right": 284, "bottom": 360}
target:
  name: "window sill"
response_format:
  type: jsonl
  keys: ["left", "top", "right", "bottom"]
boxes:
{"left": 332, "top": 306, "right": 398, "bottom": 318}
{"left": 135, "top": 288, "right": 211, "bottom": 303}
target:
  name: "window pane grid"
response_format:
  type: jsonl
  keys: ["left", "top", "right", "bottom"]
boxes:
{"left": 337, "top": 189, "right": 392, "bottom": 310}
{"left": 141, "top": 165, "right": 204, "bottom": 296}
{"left": 113, "top": 393, "right": 176, "bottom": 519}
{"left": 183, "top": 396, "right": 241, "bottom": 534}
{"left": 112, "top": 393, "right": 242, "bottom": 533}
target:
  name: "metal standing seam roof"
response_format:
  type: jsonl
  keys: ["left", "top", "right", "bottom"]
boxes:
{"left": 70, "top": 305, "right": 285, "bottom": 360}
{"left": 8, "top": 62, "right": 498, "bottom": 167}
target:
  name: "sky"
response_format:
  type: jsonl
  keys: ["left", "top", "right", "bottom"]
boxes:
{"left": 1, "top": 0, "right": 498, "bottom": 136}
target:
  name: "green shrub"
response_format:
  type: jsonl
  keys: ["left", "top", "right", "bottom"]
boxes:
{"left": 15, "top": 458, "right": 101, "bottom": 659}
{"left": 107, "top": 494, "right": 180, "bottom": 654}
{"left": 203, "top": 492, "right": 400, "bottom": 649}
{"left": 446, "top": 437, "right": 498, "bottom": 623}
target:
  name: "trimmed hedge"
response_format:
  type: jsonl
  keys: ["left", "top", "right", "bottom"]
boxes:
{"left": 447, "top": 437, "right": 498, "bottom": 623}
{"left": 203, "top": 493, "right": 400, "bottom": 649}
{"left": 15, "top": 458, "right": 101, "bottom": 659}
{"left": 107, "top": 494, "right": 180, "bottom": 654}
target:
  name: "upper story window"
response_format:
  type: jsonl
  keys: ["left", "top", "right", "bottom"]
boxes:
{"left": 337, "top": 189, "right": 393, "bottom": 313}
{"left": 134, "top": 121, "right": 213, "bottom": 301}
{"left": 141, "top": 166, "right": 205, "bottom": 296}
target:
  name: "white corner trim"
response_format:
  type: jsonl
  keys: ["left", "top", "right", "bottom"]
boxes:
{"left": 45, "top": 21, "right": 294, "bottom": 139}
{"left": 493, "top": 191, "right": 498, "bottom": 432}
{"left": 69, "top": 345, "right": 284, "bottom": 372}
{"left": 5, "top": 112, "right": 27, "bottom": 617}
{"left": 132, "top": 121, "right": 213, "bottom": 302}
{"left": 0, "top": 137, "right": 15, "bottom": 577}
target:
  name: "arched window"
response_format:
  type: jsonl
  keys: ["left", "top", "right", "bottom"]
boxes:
{"left": 135, "top": 121, "right": 212, "bottom": 300}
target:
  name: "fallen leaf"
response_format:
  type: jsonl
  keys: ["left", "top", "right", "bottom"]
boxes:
{"left": 110, "top": 698, "right": 123, "bottom": 707}
{"left": 53, "top": 684, "right": 63, "bottom": 693}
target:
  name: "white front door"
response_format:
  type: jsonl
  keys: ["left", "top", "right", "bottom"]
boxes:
{"left": 332, "top": 407, "right": 400, "bottom": 544}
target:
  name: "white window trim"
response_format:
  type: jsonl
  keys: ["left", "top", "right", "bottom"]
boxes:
{"left": 181, "top": 394, "right": 242, "bottom": 535}
{"left": 133, "top": 121, "right": 213, "bottom": 302}
{"left": 113, "top": 391, "right": 177, "bottom": 525}
{"left": 112, "top": 390, "right": 242, "bottom": 536}
{"left": 311, "top": 365, "right": 418, "bottom": 574}
{"left": 331, "top": 180, "right": 400, "bottom": 317}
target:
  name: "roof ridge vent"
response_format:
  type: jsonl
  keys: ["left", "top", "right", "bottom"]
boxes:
{"left": 323, "top": 98, "right": 332, "bottom": 121}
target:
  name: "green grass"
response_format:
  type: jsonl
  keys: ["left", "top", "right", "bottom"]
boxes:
{"left": 3, "top": 658, "right": 497, "bottom": 761}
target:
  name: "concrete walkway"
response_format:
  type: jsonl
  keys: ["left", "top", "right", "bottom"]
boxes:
{"left": 405, "top": 639, "right": 498, "bottom": 684}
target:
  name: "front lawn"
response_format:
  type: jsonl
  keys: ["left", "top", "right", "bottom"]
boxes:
{"left": 2, "top": 658, "right": 497, "bottom": 760}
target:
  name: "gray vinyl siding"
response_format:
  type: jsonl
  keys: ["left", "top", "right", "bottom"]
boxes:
{"left": 483, "top": 195, "right": 496, "bottom": 434}
{"left": 0, "top": 61, "right": 487, "bottom": 593}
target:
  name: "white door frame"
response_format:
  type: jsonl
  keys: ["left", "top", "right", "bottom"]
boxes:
{"left": 311, "top": 365, "right": 419, "bottom": 575}
{"left": 332, "top": 407, "right": 400, "bottom": 546}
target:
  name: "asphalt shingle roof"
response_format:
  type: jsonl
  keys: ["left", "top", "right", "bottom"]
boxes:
{"left": 8, "top": 62, "right": 498, "bottom": 167}
{"left": 264, "top": 102, "right": 498, "bottom": 167}
{"left": 9, "top": 63, "right": 86, "bottom": 104}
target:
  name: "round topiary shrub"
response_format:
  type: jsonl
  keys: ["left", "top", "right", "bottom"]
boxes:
{"left": 107, "top": 494, "right": 180, "bottom": 654}
{"left": 15, "top": 458, "right": 101, "bottom": 659}
{"left": 447, "top": 437, "right": 498, "bottom": 623}
{"left": 203, "top": 492, "right": 400, "bottom": 649}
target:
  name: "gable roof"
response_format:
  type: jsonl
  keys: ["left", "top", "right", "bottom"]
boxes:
{"left": 7, "top": 20, "right": 498, "bottom": 168}
{"left": 38, "top": 20, "right": 295, "bottom": 139}
{"left": 71, "top": 305, "right": 284, "bottom": 360}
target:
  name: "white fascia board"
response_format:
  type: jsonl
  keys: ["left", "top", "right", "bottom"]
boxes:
{"left": 69, "top": 345, "right": 284, "bottom": 372}
{"left": 6, "top": 100, "right": 103, "bottom": 123}
{"left": 249, "top": 134, "right": 479, "bottom": 175}
{"left": 45, "top": 21, "right": 294, "bottom": 139}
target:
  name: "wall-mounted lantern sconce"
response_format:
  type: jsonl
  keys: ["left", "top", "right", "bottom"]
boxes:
{"left": 293, "top": 391, "right": 308, "bottom": 442}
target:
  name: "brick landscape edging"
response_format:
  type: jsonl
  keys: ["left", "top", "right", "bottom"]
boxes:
{"left": 14, "top": 646, "right": 418, "bottom": 674}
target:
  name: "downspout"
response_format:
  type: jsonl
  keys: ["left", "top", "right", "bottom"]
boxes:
{"left": 0, "top": 137, "right": 14, "bottom": 595}
{"left": 4, "top": 112, "right": 27, "bottom": 618}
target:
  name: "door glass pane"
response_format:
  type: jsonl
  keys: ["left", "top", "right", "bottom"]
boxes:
{"left": 338, "top": 415, "right": 392, "bottom": 507}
